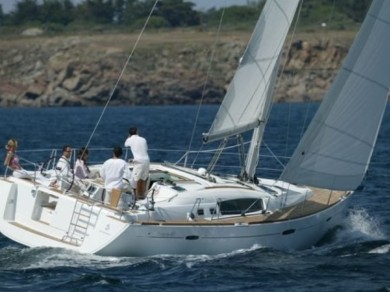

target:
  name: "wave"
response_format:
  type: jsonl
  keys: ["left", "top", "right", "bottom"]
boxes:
{"left": 313, "top": 208, "right": 389, "bottom": 257}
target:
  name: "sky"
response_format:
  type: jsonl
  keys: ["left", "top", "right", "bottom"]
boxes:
{"left": 0, "top": 0, "right": 250, "bottom": 13}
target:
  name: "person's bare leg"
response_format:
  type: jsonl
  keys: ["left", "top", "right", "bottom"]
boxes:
{"left": 136, "top": 179, "right": 146, "bottom": 199}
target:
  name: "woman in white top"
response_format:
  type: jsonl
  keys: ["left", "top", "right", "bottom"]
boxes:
{"left": 74, "top": 147, "right": 90, "bottom": 179}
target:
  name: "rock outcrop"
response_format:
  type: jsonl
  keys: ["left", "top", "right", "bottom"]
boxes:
{"left": 0, "top": 29, "right": 354, "bottom": 107}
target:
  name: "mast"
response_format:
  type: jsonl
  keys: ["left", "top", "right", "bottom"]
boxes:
{"left": 245, "top": 53, "right": 281, "bottom": 180}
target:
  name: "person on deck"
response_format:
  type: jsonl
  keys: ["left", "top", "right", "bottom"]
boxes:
{"left": 124, "top": 127, "right": 150, "bottom": 200}
{"left": 53, "top": 145, "right": 72, "bottom": 189}
{"left": 3, "top": 138, "right": 28, "bottom": 178}
{"left": 4, "top": 139, "right": 21, "bottom": 170}
{"left": 100, "top": 146, "right": 130, "bottom": 206}
{"left": 74, "top": 147, "right": 91, "bottom": 179}
{"left": 56, "top": 145, "right": 72, "bottom": 175}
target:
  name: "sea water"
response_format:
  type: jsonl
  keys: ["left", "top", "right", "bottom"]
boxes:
{"left": 0, "top": 104, "right": 388, "bottom": 291}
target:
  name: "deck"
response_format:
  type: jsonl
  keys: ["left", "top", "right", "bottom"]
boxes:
{"left": 139, "top": 188, "right": 351, "bottom": 226}
{"left": 3, "top": 175, "right": 351, "bottom": 227}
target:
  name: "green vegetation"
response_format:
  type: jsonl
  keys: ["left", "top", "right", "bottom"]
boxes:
{"left": 0, "top": 0, "right": 372, "bottom": 35}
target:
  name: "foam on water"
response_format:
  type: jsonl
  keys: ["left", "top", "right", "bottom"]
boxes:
{"left": 0, "top": 247, "right": 150, "bottom": 270}
{"left": 344, "top": 208, "right": 385, "bottom": 240}
{"left": 368, "top": 244, "right": 390, "bottom": 254}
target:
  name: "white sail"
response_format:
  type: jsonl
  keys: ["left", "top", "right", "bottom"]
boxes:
{"left": 281, "top": 0, "right": 390, "bottom": 191}
{"left": 203, "top": 0, "right": 300, "bottom": 143}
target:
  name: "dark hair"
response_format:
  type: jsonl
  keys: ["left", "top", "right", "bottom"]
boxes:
{"left": 77, "top": 147, "right": 89, "bottom": 159}
{"left": 62, "top": 145, "right": 71, "bottom": 152}
{"left": 129, "top": 127, "right": 137, "bottom": 136}
{"left": 113, "top": 146, "right": 123, "bottom": 157}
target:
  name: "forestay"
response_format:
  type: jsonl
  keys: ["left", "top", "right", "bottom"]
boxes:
{"left": 203, "top": 0, "right": 300, "bottom": 143}
{"left": 281, "top": 0, "right": 390, "bottom": 191}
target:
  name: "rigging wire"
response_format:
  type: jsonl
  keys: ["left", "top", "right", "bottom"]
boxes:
{"left": 298, "top": 0, "right": 336, "bottom": 141}
{"left": 262, "top": 142, "right": 286, "bottom": 170}
{"left": 281, "top": 0, "right": 303, "bottom": 160}
{"left": 82, "top": 0, "right": 159, "bottom": 153}
{"left": 282, "top": 0, "right": 337, "bottom": 159}
{"left": 187, "top": 7, "right": 226, "bottom": 169}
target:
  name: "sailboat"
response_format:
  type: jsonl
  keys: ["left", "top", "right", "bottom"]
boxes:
{"left": 0, "top": 0, "right": 389, "bottom": 257}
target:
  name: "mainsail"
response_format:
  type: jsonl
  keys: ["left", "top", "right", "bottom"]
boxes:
{"left": 281, "top": 0, "right": 390, "bottom": 191}
{"left": 203, "top": 0, "right": 300, "bottom": 143}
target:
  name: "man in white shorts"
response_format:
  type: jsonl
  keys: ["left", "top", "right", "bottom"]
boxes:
{"left": 124, "top": 127, "right": 150, "bottom": 199}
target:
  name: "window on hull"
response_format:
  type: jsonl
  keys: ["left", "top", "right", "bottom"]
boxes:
{"left": 218, "top": 198, "right": 263, "bottom": 215}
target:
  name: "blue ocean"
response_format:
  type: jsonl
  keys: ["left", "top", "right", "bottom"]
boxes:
{"left": 0, "top": 104, "right": 389, "bottom": 291}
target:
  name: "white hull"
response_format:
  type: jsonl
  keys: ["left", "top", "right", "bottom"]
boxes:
{"left": 0, "top": 163, "right": 351, "bottom": 257}
{"left": 96, "top": 202, "right": 349, "bottom": 257}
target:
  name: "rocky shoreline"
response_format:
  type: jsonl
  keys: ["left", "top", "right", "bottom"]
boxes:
{"left": 0, "top": 29, "right": 354, "bottom": 107}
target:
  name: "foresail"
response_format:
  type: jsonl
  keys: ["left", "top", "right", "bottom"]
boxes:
{"left": 281, "top": 0, "right": 390, "bottom": 191}
{"left": 203, "top": 0, "right": 300, "bottom": 143}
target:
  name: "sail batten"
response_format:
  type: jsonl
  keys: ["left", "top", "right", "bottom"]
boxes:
{"left": 203, "top": 0, "right": 300, "bottom": 144}
{"left": 281, "top": 0, "right": 390, "bottom": 191}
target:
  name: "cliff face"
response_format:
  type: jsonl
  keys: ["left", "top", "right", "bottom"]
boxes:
{"left": 0, "top": 29, "right": 354, "bottom": 107}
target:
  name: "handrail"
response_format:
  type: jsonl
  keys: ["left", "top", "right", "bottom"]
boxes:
{"left": 2, "top": 146, "right": 290, "bottom": 180}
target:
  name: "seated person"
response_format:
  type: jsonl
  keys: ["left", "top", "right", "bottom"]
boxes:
{"left": 4, "top": 138, "right": 29, "bottom": 178}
